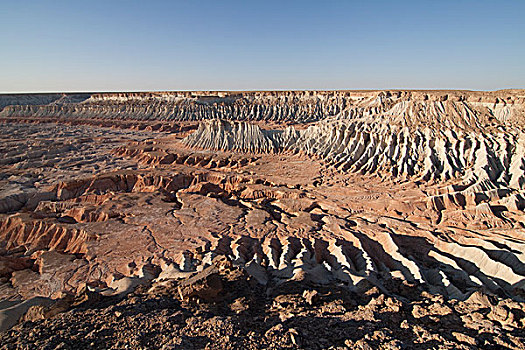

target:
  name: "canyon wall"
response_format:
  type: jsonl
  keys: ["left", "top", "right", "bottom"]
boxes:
{"left": 1, "top": 90, "right": 524, "bottom": 126}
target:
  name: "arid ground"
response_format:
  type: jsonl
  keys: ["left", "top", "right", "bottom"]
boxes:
{"left": 1, "top": 90, "right": 525, "bottom": 349}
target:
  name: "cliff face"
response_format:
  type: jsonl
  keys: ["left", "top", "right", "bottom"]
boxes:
{"left": 184, "top": 117, "right": 525, "bottom": 190}
{"left": 1, "top": 90, "right": 524, "bottom": 126}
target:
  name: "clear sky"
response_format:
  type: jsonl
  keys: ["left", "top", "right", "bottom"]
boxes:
{"left": 1, "top": 0, "right": 524, "bottom": 92}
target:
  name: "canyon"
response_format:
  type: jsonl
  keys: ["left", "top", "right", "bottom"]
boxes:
{"left": 1, "top": 90, "right": 525, "bottom": 349}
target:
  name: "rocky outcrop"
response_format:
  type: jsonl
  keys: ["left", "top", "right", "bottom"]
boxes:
{"left": 2, "top": 255, "right": 525, "bottom": 349}
{"left": 183, "top": 119, "right": 525, "bottom": 191}
{"left": 0, "top": 215, "right": 90, "bottom": 254}
{"left": 153, "top": 226, "right": 525, "bottom": 301}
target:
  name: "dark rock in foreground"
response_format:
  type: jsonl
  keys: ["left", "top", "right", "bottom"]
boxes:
{"left": 1, "top": 257, "right": 525, "bottom": 350}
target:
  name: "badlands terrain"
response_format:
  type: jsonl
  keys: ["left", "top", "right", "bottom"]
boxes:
{"left": 1, "top": 90, "right": 525, "bottom": 349}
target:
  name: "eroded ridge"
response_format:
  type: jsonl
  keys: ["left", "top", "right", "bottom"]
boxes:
{"left": 184, "top": 119, "right": 525, "bottom": 187}
{"left": 1, "top": 90, "right": 524, "bottom": 126}
{"left": 183, "top": 118, "right": 525, "bottom": 222}
{"left": 153, "top": 210, "right": 525, "bottom": 301}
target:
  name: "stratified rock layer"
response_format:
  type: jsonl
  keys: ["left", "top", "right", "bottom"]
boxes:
{"left": 1, "top": 90, "right": 525, "bottom": 126}
{"left": 184, "top": 119, "right": 525, "bottom": 188}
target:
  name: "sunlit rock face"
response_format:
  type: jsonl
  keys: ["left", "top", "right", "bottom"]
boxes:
{"left": 2, "top": 90, "right": 525, "bottom": 347}
{"left": 1, "top": 90, "right": 524, "bottom": 125}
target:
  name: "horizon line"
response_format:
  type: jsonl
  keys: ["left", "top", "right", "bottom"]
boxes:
{"left": 1, "top": 87, "right": 524, "bottom": 95}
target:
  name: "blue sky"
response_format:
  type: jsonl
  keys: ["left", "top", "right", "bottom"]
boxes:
{"left": 0, "top": 0, "right": 523, "bottom": 92}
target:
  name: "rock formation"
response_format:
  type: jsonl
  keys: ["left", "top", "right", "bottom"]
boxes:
{"left": 1, "top": 90, "right": 525, "bottom": 349}
{"left": 1, "top": 90, "right": 524, "bottom": 125}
